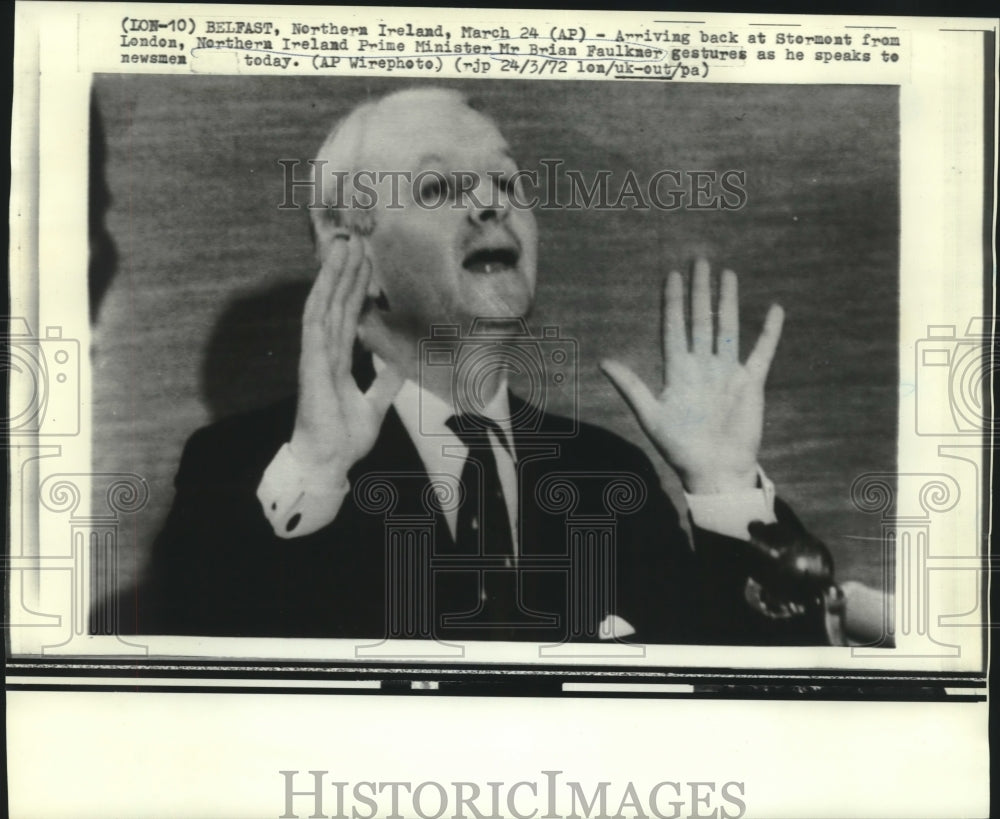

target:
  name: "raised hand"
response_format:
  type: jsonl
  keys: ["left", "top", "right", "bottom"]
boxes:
{"left": 600, "top": 258, "right": 784, "bottom": 494}
{"left": 290, "top": 235, "right": 403, "bottom": 470}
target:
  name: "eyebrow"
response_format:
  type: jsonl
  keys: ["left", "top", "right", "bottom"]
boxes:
{"left": 414, "top": 147, "right": 517, "bottom": 168}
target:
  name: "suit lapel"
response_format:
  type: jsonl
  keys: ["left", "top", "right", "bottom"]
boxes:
{"left": 349, "top": 405, "right": 457, "bottom": 551}
{"left": 507, "top": 392, "right": 570, "bottom": 559}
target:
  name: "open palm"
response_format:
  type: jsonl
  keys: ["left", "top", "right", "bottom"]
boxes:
{"left": 291, "top": 235, "right": 402, "bottom": 470}
{"left": 601, "top": 258, "right": 784, "bottom": 494}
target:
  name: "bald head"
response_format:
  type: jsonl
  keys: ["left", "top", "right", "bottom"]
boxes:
{"left": 305, "top": 85, "right": 538, "bottom": 370}
{"left": 311, "top": 87, "right": 485, "bottom": 247}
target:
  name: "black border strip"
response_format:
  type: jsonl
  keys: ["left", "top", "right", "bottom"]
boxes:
{"left": 4, "top": 682, "right": 986, "bottom": 701}
{"left": 5, "top": 657, "right": 988, "bottom": 686}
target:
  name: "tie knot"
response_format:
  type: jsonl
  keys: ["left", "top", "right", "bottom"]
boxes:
{"left": 446, "top": 413, "right": 512, "bottom": 455}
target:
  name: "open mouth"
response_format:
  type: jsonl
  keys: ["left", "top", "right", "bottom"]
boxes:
{"left": 462, "top": 247, "right": 520, "bottom": 274}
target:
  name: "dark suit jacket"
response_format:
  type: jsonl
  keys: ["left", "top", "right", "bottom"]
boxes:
{"left": 120, "top": 394, "right": 823, "bottom": 645}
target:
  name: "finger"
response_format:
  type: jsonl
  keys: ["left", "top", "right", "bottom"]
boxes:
{"left": 717, "top": 269, "right": 739, "bottom": 361}
{"left": 745, "top": 304, "right": 785, "bottom": 382}
{"left": 364, "top": 365, "right": 405, "bottom": 417}
{"left": 691, "top": 257, "right": 712, "bottom": 356}
{"left": 336, "top": 257, "right": 373, "bottom": 377}
{"left": 328, "top": 233, "right": 365, "bottom": 315}
{"left": 342, "top": 254, "right": 371, "bottom": 333}
{"left": 303, "top": 235, "right": 350, "bottom": 326}
{"left": 329, "top": 238, "right": 367, "bottom": 380}
{"left": 345, "top": 238, "right": 374, "bottom": 315}
{"left": 600, "top": 359, "right": 659, "bottom": 430}
{"left": 302, "top": 237, "right": 352, "bottom": 373}
{"left": 663, "top": 271, "right": 686, "bottom": 383}
{"left": 324, "top": 236, "right": 366, "bottom": 372}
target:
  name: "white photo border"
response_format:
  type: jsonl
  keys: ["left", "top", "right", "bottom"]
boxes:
{"left": 7, "top": 4, "right": 996, "bottom": 680}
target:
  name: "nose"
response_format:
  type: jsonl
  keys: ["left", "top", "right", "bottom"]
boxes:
{"left": 471, "top": 205, "right": 506, "bottom": 225}
{"left": 466, "top": 178, "right": 510, "bottom": 226}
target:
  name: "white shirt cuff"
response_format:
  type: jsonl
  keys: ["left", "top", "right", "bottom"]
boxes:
{"left": 683, "top": 466, "right": 777, "bottom": 541}
{"left": 256, "top": 443, "right": 350, "bottom": 539}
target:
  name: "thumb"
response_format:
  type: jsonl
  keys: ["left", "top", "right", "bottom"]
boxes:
{"left": 600, "top": 359, "right": 658, "bottom": 430}
{"left": 364, "top": 366, "right": 405, "bottom": 417}
{"left": 745, "top": 304, "right": 785, "bottom": 383}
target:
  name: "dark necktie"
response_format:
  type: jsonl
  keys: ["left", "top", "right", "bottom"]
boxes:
{"left": 442, "top": 413, "right": 518, "bottom": 637}
{"left": 442, "top": 413, "right": 560, "bottom": 639}
{"left": 445, "top": 413, "right": 514, "bottom": 558}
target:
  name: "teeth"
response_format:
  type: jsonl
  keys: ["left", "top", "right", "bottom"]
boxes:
{"left": 464, "top": 257, "right": 515, "bottom": 274}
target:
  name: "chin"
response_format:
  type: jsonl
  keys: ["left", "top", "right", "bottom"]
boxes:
{"left": 469, "top": 276, "right": 534, "bottom": 320}
{"left": 503, "top": 291, "right": 534, "bottom": 319}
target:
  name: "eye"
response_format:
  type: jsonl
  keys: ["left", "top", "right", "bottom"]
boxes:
{"left": 492, "top": 169, "right": 524, "bottom": 200}
{"left": 417, "top": 173, "right": 448, "bottom": 205}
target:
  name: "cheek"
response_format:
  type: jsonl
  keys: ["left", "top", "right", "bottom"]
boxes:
{"left": 514, "top": 215, "right": 539, "bottom": 286}
{"left": 372, "top": 226, "right": 454, "bottom": 308}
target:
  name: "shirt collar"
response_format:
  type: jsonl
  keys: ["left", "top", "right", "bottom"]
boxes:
{"left": 372, "top": 354, "right": 515, "bottom": 464}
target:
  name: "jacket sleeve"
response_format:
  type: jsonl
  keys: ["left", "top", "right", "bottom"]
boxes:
{"left": 614, "top": 446, "right": 832, "bottom": 646}
{"left": 129, "top": 424, "right": 288, "bottom": 635}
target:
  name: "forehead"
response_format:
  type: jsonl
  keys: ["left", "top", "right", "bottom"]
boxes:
{"left": 359, "top": 96, "right": 512, "bottom": 169}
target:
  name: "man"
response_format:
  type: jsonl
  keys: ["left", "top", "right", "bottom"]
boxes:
{"left": 132, "top": 87, "right": 840, "bottom": 644}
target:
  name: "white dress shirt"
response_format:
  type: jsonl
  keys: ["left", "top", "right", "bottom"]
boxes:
{"left": 392, "top": 377, "right": 519, "bottom": 546}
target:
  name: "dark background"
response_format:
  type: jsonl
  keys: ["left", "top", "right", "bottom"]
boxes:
{"left": 90, "top": 76, "right": 898, "bottom": 596}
